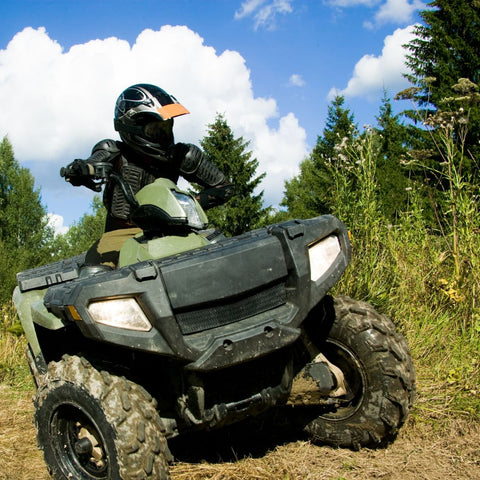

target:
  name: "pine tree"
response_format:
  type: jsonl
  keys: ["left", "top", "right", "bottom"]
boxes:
{"left": 313, "top": 95, "right": 357, "bottom": 162}
{"left": 200, "top": 114, "right": 269, "bottom": 236}
{"left": 374, "top": 92, "right": 411, "bottom": 221}
{"left": 403, "top": 0, "right": 480, "bottom": 163}
{"left": 281, "top": 157, "right": 326, "bottom": 218}
{"left": 282, "top": 95, "right": 357, "bottom": 217}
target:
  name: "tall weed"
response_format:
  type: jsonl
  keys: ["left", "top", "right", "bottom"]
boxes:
{"left": 328, "top": 120, "right": 480, "bottom": 417}
{"left": 327, "top": 128, "right": 395, "bottom": 307}
{"left": 0, "top": 302, "right": 31, "bottom": 390}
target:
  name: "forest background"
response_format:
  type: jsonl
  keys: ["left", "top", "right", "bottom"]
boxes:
{"left": 0, "top": 0, "right": 479, "bottom": 431}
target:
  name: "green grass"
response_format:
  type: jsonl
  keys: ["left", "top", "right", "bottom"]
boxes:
{"left": 1, "top": 127, "right": 479, "bottom": 418}
{"left": 327, "top": 126, "right": 480, "bottom": 419}
{"left": 0, "top": 303, "right": 34, "bottom": 391}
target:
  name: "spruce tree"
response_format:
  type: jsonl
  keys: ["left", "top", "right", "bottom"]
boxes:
{"left": 404, "top": 0, "right": 480, "bottom": 163}
{"left": 282, "top": 95, "right": 357, "bottom": 217}
{"left": 200, "top": 114, "right": 268, "bottom": 236}
{"left": 374, "top": 92, "right": 410, "bottom": 221}
{"left": 281, "top": 157, "right": 326, "bottom": 218}
{"left": 313, "top": 95, "right": 357, "bottom": 161}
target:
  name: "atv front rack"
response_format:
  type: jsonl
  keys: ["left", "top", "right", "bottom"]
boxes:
{"left": 17, "top": 253, "right": 86, "bottom": 292}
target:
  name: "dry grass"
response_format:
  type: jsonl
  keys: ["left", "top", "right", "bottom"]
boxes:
{"left": 0, "top": 379, "right": 479, "bottom": 480}
{"left": 167, "top": 414, "right": 480, "bottom": 480}
{"left": 0, "top": 385, "right": 49, "bottom": 480}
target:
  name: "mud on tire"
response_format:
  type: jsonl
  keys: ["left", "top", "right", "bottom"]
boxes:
{"left": 304, "top": 295, "right": 415, "bottom": 449}
{"left": 34, "top": 354, "right": 170, "bottom": 480}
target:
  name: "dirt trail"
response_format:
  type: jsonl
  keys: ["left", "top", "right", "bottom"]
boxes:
{"left": 1, "top": 384, "right": 479, "bottom": 480}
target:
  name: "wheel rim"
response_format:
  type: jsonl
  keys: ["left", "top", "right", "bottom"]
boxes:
{"left": 319, "top": 338, "right": 366, "bottom": 421}
{"left": 50, "top": 404, "right": 110, "bottom": 479}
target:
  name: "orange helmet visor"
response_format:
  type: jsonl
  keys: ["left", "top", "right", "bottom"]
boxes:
{"left": 157, "top": 103, "right": 190, "bottom": 120}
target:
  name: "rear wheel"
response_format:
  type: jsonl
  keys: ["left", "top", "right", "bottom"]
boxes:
{"left": 35, "top": 355, "right": 170, "bottom": 480}
{"left": 299, "top": 295, "right": 415, "bottom": 449}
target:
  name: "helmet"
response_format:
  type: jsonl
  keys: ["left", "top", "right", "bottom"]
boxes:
{"left": 114, "top": 84, "right": 189, "bottom": 158}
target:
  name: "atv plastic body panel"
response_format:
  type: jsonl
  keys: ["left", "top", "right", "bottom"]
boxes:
{"left": 15, "top": 216, "right": 350, "bottom": 372}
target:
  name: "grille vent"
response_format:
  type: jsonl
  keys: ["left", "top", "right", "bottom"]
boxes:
{"left": 176, "top": 283, "right": 287, "bottom": 335}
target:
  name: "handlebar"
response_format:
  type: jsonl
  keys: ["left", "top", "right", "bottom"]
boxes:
{"left": 61, "top": 161, "right": 138, "bottom": 207}
{"left": 61, "top": 160, "right": 113, "bottom": 192}
{"left": 60, "top": 161, "right": 112, "bottom": 180}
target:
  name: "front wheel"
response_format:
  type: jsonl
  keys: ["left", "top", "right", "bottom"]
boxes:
{"left": 34, "top": 355, "right": 170, "bottom": 480}
{"left": 302, "top": 295, "right": 415, "bottom": 449}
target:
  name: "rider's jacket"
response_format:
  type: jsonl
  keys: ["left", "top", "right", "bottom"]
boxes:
{"left": 83, "top": 139, "right": 233, "bottom": 232}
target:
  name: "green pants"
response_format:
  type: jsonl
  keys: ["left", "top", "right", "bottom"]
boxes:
{"left": 85, "top": 227, "right": 142, "bottom": 268}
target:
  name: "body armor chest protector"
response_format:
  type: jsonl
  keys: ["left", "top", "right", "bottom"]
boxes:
{"left": 106, "top": 157, "right": 156, "bottom": 222}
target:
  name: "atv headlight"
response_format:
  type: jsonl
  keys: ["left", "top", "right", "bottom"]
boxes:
{"left": 88, "top": 298, "right": 152, "bottom": 332}
{"left": 171, "top": 191, "right": 205, "bottom": 229}
{"left": 308, "top": 235, "right": 341, "bottom": 281}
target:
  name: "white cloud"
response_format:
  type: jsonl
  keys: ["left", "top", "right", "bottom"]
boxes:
{"left": 235, "top": 0, "right": 293, "bottom": 30}
{"left": 0, "top": 26, "right": 308, "bottom": 219}
{"left": 328, "top": 25, "right": 416, "bottom": 101}
{"left": 326, "top": 0, "right": 380, "bottom": 6}
{"left": 254, "top": 112, "right": 307, "bottom": 196}
{"left": 288, "top": 74, "right": 306, "bottom": 87}
{"left": 374, "top": 0, "right": 424, "bottom": 26}
{"left": 235, "top": 0, "right": 266, "bottom": 18}
{"left": 46, "top": 213, "right": 69, "bottom": 236}
{"left": 326, "top": 0, "right": 424, "bottom": 28}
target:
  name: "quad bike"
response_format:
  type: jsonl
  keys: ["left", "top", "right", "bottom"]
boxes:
{"left": 13, "top": 162, "right": 415, "bottom": 480}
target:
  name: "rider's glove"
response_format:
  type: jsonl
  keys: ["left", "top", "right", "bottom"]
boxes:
{"left": 60, "top": 160, "right": 101, "bottom": 191}
{"left": 61, "top": 159, "right": 93, "bottom": 178}
{"left": 196, "top": 184, "right": 234, "bottom": 210}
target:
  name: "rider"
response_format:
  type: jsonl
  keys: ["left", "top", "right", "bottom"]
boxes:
{"left": 62, "top": 83, "right": 233, "bottom": 267}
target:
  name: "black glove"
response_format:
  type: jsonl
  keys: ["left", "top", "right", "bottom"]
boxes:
{"left": 60, "top": 159, "right": 91, "bottom": 178}
{"left": 196, "top": 184, "right": 234, "bottom": 210}
{"left": 60, "top": 160, "right": 102, "bottom": 192}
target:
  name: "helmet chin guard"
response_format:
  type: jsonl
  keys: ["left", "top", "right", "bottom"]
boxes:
{"left": 114, "top": 84, "right": 190, "bottom": 159}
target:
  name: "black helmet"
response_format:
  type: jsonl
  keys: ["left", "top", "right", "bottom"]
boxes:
{"left": 114, "top": 84, "right": 189, "bottom": 158}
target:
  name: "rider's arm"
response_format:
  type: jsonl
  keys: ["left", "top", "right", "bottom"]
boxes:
{"left": 88, "top": 139, "right": 121, "bottom": 163}
{"left": 173, "top": 143, "right": 234, "bottom": 209}
{"left": 61, "top": 140, "right": 120, "bottom": 191}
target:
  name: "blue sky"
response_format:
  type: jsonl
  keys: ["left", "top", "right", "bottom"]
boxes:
{"left": 0, "top": 0, "right": 425, "bottom": 233}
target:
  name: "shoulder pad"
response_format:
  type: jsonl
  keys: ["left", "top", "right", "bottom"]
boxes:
{"left": 92, "top": 139, "right": 121, "bottom": 155}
